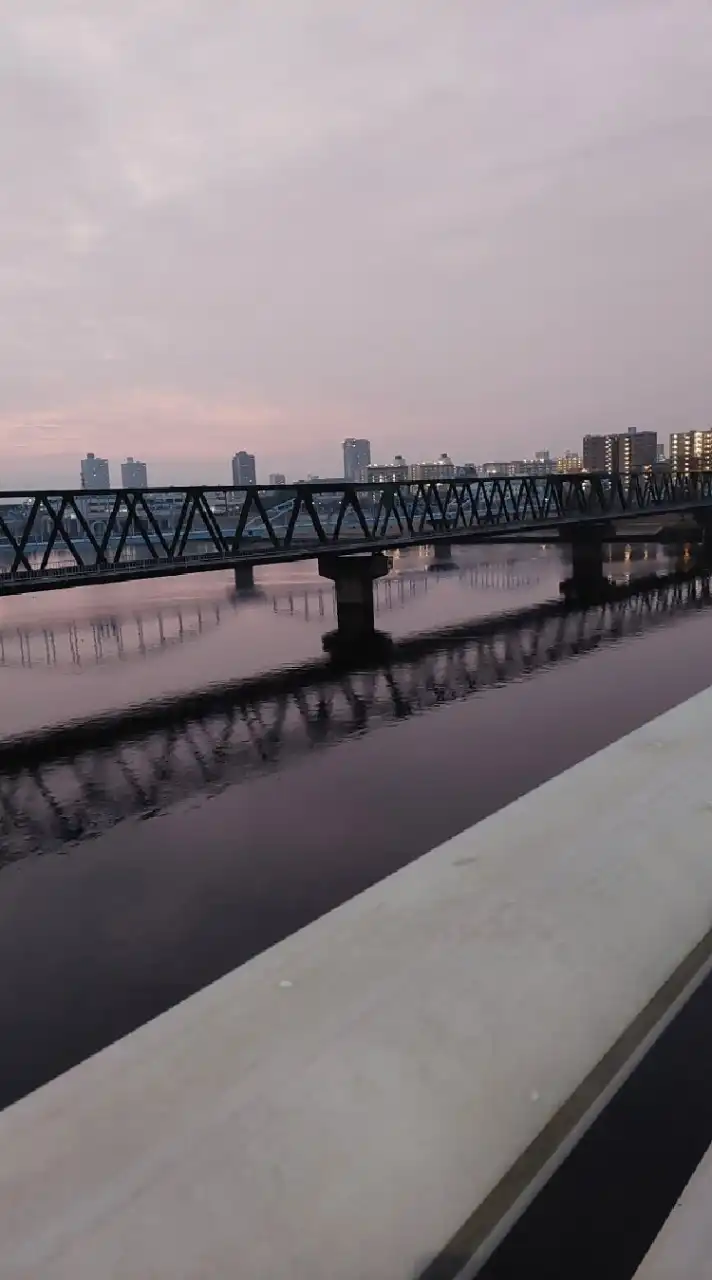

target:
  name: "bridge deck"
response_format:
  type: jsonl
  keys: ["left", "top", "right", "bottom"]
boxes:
{"left": 2, "top": 689, "right": 712, "bottom": 1278}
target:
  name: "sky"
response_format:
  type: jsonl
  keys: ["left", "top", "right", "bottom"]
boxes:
{"left": 2, "top": 0, "right": 712, "bottom": 488}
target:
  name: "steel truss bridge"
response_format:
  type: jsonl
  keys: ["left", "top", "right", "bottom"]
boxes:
{"left": 1, "top": 570, "right": 709, "bottom": 866}
{"left": 0, "top": 472, "right": 711, "bottom": 596}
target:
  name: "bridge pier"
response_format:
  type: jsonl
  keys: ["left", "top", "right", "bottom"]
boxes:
{"left": 429, "top": 520, "right": 458, "bottom": 571}
{"left": 233, "top": 563, "right": 255, "bottom": 590}
{"left": 318, "top": 552, "right": 390, "bottom": 655}
{"left": 694, "top": 513, "right": 712, "bottom": 557}
{"left": 560, "top": 525, "right": 613, "bottom": 603}
{"left": 430, "top": 540, "right": 458, "bottom": 571}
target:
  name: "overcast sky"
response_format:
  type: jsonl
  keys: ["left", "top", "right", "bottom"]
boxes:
{"left": 2, "top": 1, "right": 711, "bottom": 486}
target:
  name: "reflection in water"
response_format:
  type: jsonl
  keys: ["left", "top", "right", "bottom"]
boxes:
{"left": 1, "top": 570, "right": 709, "bottom": 866}
{"left": 0, "top": 561, "right": 539, "bottom": 669}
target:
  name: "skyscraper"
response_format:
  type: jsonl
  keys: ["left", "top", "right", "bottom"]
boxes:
{"left": 80, "top": 452, "right": 110, "bottom": 488}
{"left": 268, "top": 472, "right": 287, "bottom": 486}
{"left": 232, "top": 451, "right": 257, "bottom": 486}
{"left": 342, "top": 438, "right": 371, "bottom": 482}
{"left": 121, "top": 457, "right": 148, "bottom": 487}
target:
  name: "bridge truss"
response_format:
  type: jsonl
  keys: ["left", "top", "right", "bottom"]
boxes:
{"left": 0, "top": 472, "right": 711, "bottom": 593}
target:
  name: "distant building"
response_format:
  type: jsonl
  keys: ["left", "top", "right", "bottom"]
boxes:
{"left": 364, "top": 456, "right": 408, "bottom": 484}
{"left": 582, "top": 435, "right": 607, "bottom": 472}
{"left": 656, "top": 443, "right": 666, "bottom": 463}
{"left": 268, "top": 472, "right": 286, "bottom": 486}
{"left": 582, "top": 430, "right": 657, "bottom": 476}
{"left": 519, "top": 458, "right": 551, "bottom": 476}
{"left": 669, "top": 430, "right": 712, "bottom": 475}
{"left": 232, "top": 451, "right": 257, "bottom": 486}
{"left": 121, "top": 457, "right": 148, "bottom": 488}
{"left": 409, "top": 453, "right": 456, "bottom": 482}
{"left": 459, "top": 463, "right": 478, "bottom": 477}
{"left": 343, "top": 438, "right": 371, "bottom": 482}
{"left": 478, "top": 461, "right": 530, "bottom": 477}
{"left": 80, "top": 452, "right": 110, "bottom": 489}
{"left": 555, "top": 451, "right": 583, "bottom": 474}
{"left": 613, "top": 429, "right": 657, "bottom": 474}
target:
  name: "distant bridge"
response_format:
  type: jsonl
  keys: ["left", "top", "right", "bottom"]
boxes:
{"left": 0, "top": 472, "right": 710, "bottom": 597}
{"left": 1, "top": 569, "right": 709, "bottom": 866}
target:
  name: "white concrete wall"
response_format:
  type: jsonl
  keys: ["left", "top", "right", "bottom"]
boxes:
{"left": 3, "top": 688, "right": 712, "bottom": 1279}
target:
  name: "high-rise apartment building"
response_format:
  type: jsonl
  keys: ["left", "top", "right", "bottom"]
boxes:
{"left": 121, "top": 457, "right": 148, "bottom": 487}
{"left": 80, "top": 452, "right": 110, "bottom": 488}
{"left": 364, "top": 456, "right": 408, "bottom": 483}
{"left": 408, "top": 453, "right": 455, "bottom": 482}
{"left": 342, "top": 438, "right": 371, "bottom": 482}
{"left": 232, "top": 451, "right": 257, "bottom": 486}
{"left": 583, "top": 429, "right": 657, "bottom": 475}
{"left": 556, "top": 451, "right": 583, "bottom": 474}
{"left": 609, "top": 429, "right": 657, "bottom": 475}
{"left": 582, "top": 435, "right": 607, "bottom": 472}
{"left": 268, "top": 472, "right": 286, "bottom": 486}
{"left": 669, "top": 430, "right": 712, "bottom": 475}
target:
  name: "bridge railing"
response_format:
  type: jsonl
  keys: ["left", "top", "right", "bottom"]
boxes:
{"left": 0, "top": 471, "right": 711, "bottom": 581}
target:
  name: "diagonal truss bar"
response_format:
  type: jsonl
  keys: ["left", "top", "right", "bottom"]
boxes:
{"left": 193, "top": 491, "right": 229, "bottom": 555}
{"left": 12, "top": 496, "right": 43, "bottom": 570}
{"left": 64, "top": 496, "right": 106, "bottom": 564}
{"left": 168, "top": 493, "right": 194, "bottom": 558}
{"left": 333, "top": 487, "right": 370, "bottom": 543}
{"left": 0, "top": 511, "right": 34, "bottom": 574}
{"left": 116, "top": 491, "right": 159, "bottom": 561}
{"left": 39, "top": 497, "right": 84, "bottom": 570}
{"left": 174, "top": 493, "right": 201, "bottom": 558}
{"left": 134, "top": 495, "right": 172, "bottom": 558}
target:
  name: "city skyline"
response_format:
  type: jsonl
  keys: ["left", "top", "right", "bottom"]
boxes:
{"left": 1, "top": 3, "right": 712, "bottom": 488}
{"left": 10, "top": 424, "right": 712, "bottom": 495}
{"left": 48, "top": 430, "right": 673, "bottom": 491}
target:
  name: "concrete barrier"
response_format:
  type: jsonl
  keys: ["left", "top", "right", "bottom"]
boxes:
{"left": 3, "top": 689, "right": 712, "bottom": 1278}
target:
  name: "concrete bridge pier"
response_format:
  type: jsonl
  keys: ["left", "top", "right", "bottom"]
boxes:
{"left": 560, "top": 524, "right": 614, "bottom": 603}
{"left": 233, "top": 563, "right": 255, "bottom": 590}
{"left": 429, "top": 520, "right": 458, "bottom": 571}
{"left": 695, "top": 513, "right": 712, "bottom": 557}
{"left": 318, "top": 552, "right": 391, "bottom": 656}
{"left": 431, "top": 540, "right": 458, "bottom": 571}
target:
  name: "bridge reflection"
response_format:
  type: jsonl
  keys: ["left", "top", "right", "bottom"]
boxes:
{"left": 0, "top": 569, "right": 709, "bottom": 866}
{"left": 0, "top": 560, "right": 538, "bottom": 669}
